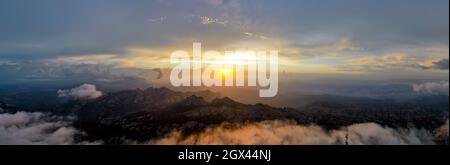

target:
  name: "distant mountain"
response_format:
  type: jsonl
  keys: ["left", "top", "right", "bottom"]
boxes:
{"left": 80, "top": 87, "right": 218, "bottom": 113}
{"left": 65, "top": 87, "right": 448, "bottom": 144}
{"left": 0, "top": 101, "right": 17, "bottom": 113}
{"left": 72, "top": 88, "right": 303, "bottom": 143}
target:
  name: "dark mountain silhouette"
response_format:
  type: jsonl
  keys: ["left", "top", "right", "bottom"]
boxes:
{"left": 0, "top": 101, "right": 17, "bottom": 113}
{"left": 60, "top": 87, "right": 449, "bottom": 144}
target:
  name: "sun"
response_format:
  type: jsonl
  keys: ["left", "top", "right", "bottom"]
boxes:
{"left": 220, "top": 68, "right": 231, "bottom": 76}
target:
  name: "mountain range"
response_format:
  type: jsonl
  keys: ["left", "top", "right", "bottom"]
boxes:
{"left": 39, "top": 87, "right": 448, "bottom": 144}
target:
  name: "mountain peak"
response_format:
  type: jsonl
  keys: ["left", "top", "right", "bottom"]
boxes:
{"left": 144, "top": 86, "right": 175, "bottom": 93}
{"left": 179, "top": 95, "right": 207, "bottom": 107}
{"left": 211, "top": 97, "right": 242, "bottom": 106}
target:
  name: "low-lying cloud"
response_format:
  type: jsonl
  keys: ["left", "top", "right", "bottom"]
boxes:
{"left": 150, "top": 120, "right": 446, "bottom": 145}
{"left": 58, "top": 84, "right": 103, "bottom": 99}
{"left": 1, "top": 111, "right": 447, "bottom": 145}
{"left": 433, "top": 120, "right": 449, "bottom": 144}
{"left": 0, "top": 112, "right": 78, "bottom": 145}
{"left": 413, "top": 81, "right": 449, "bottom": 95}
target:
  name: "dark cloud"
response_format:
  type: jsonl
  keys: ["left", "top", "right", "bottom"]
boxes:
{"left": 0, "top": 61, "right": 159, "bottom": 92}
{"left": 432, "top": 59, "right": 449, "bottom": 70}
{"left": 0, "top": 0, "right": 448, "bottom": 85}
{"left": 276, "top": 0, "right": 449, "bottom": 51}
{"left": 414, "top": 59, "right": 450, "bottom": 70}
{"left": 0, "top": 0, "right": 248, "bottom": 60}
{"left": 1, "top": 0, "right": 448, "bottom": 59}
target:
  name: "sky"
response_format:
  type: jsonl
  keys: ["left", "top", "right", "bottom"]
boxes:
{"left": 0, "top": 0, "right": 448, "bottom": 87}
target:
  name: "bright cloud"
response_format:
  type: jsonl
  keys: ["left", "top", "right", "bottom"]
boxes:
{"left": 58, "top": 84, "right": 103, "bottom": 99}
{"left": 413, "top": 81, "right": 449, "bottom": 95}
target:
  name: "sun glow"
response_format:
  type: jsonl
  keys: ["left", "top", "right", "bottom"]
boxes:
{"left": 170, "top": 42, "right": 279, "bottom": 97}
{"left": 220, "top": 68, "right": 232, "bottom": 75}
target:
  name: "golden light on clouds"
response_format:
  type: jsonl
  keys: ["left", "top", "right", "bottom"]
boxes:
{"left": 293, "top": 63, "right": 365, "bottom": 75}
{"left": 49, "top": 38, "right": 448, "bottom": 79}
{"left": 347, "top": 53, "right": 407, "bottom": 66}
{"left": 52, "top": 54, "right": 118, "bottom": 65}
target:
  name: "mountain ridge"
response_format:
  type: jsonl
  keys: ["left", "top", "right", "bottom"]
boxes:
{"left": 62, "top": 87, "right": 448, "bottom": 144}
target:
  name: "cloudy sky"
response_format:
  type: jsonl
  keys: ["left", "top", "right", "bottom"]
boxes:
{"left": 0, "top": 0, "right": 448, "bottom": 86}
